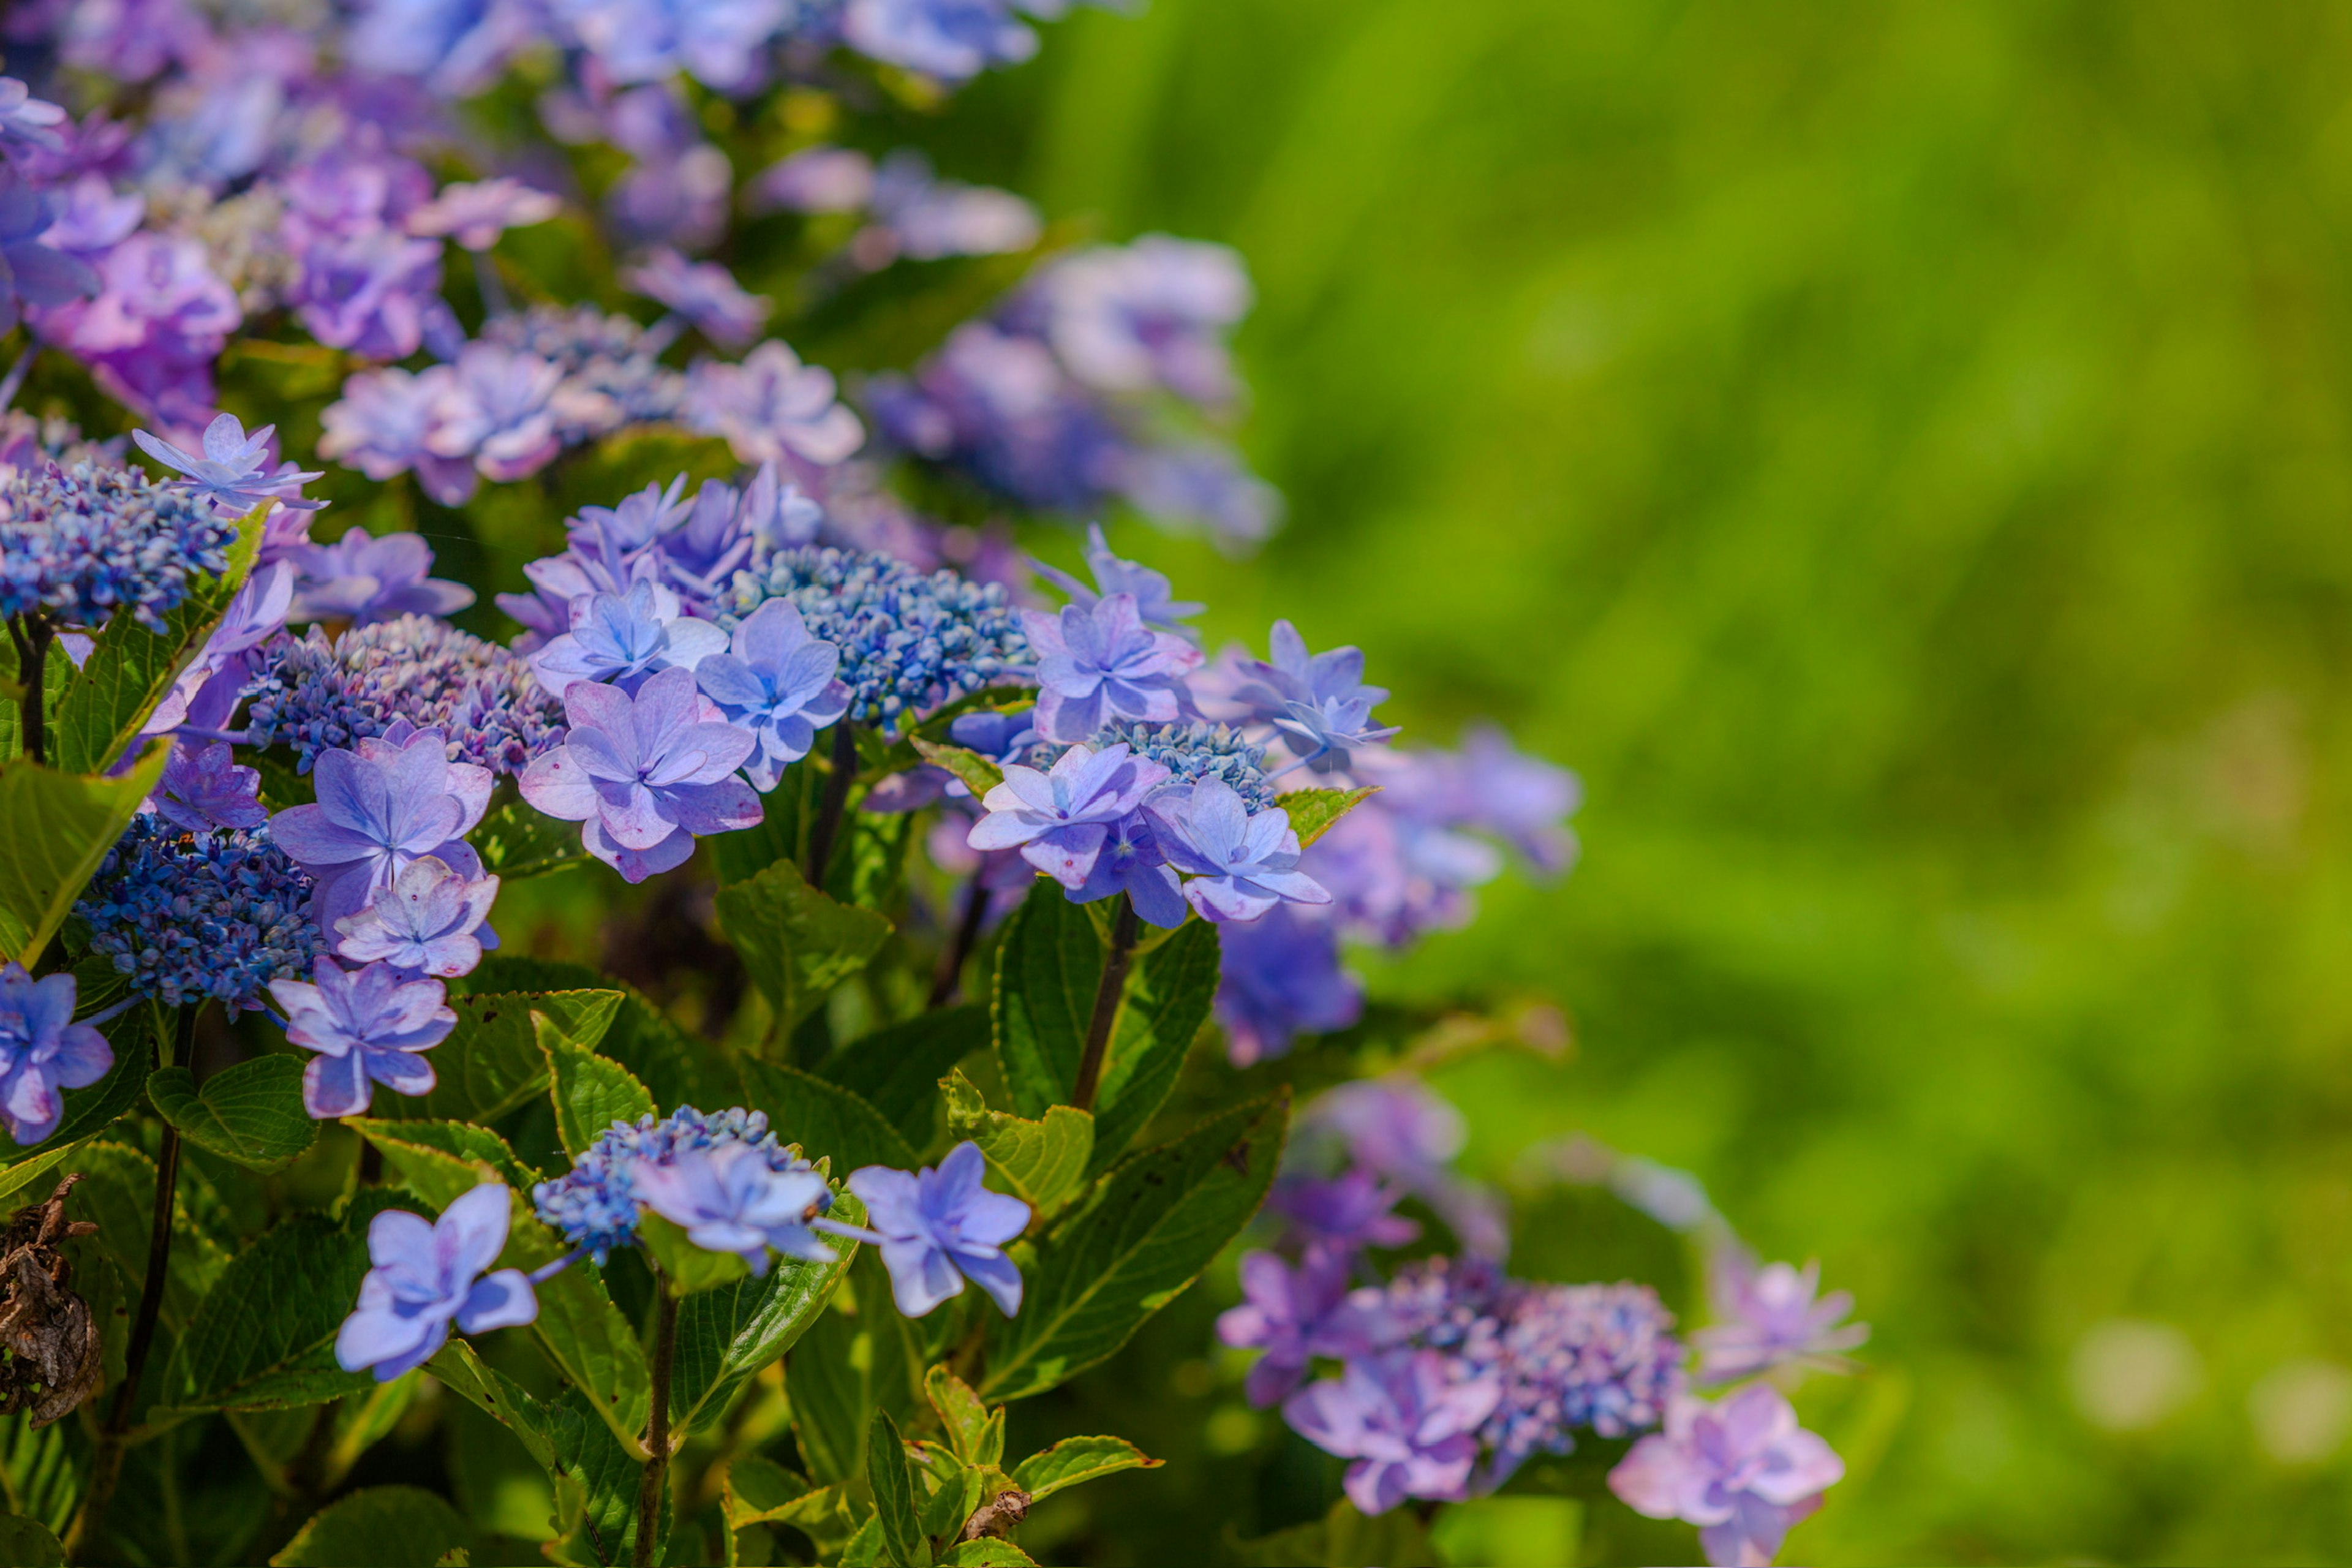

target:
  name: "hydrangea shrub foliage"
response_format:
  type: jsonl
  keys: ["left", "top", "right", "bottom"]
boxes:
{"left": 0, "top": 6, "right": 1860, "bottom": 1564}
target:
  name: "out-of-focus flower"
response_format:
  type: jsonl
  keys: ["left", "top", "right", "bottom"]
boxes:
{"left": 1218, "top": 1250, "right": 1384, "bottom": 1408}
{"left": 271, "top": 957, "right": 458, "bottom": 1117}
{"left": 35, "top": 174, "right": 141, "bottom": 257}
{"left": 0, "top": 173, "right": 94, "bottom": 336}
{"left": 0, "top": 78, "right": 69, "bottom": 157}
{"left": 134, "top": 413, "right": 325, "bottom": 515}
{"left": 1695, "top": 1251, "right": 1869, "bottom": 1385}
{"left": 1032, "top": 521, "right": 1202, "bottom": 635}
{"left": 1149, "top": 778, "right": 1329, "bottom": 923}
{"left": 290, "top": 225, "right": 443, "bottom": 361}
{"left": 683, "top": 339, "right": 864, "bottom": 466}
{"left": 624, "top": 247, "right": 769, "bottom": 349}
{"left": 406, "top": 178, "right": 562, "bottom": 250}
{"left": 1283, "top": 1351, "right": 1499, "bottom": 1515}
{"left": 287, "top": 527, "right": 475, "bottom": 624}
{"left": 335, "top": 1185, "right": 538, "bottom": 1381}
{"left": 1216, "top": 905, "right": 1362, "bottom": 1065}
{"left": 1608, "top": 1384, "right": 1844, "bottom": 1568}
{"left": 749, "top": 146, "right": 875, "bottom": 213}
{"left": 348, "top": 0, "right": 550, "bottom": 96}
{"left": 0, "top": 963, "right": 111, "bottom": 1148}
{"left": 840, "top": 0, "right": 1038, "bottom": 81}
{"left": 967, "top": 741, "right": 1169, "bottom": 889}
{"left": 1035, "top": 235, "right": 1251, "bottom": 406}
{"left": 843, "top": 1142, "right": 1031, "bottom": 1317}
{"left": 428, "top": 342, "right": 615, "bottom": 483}
{"left": 693, "top": 598, "right": 850, "bottom": 791}
{"left": 318, "top": 365, "right": 481, "bottom": 506}
{"left": 1115, "top": 442, "right": 1284, "bottom": 548}
{"left": 1267, "top": 1169, "right": 1420, "bottom": 1256}
{"left": 149, "top": 739, "right": 266, "bottom": 832}
{"left": 849, "top": 149, "right": 1040, "bottom": 268}
{"left": 270, "top": 722, "right": 493, "bottom": 930}
{"left": 334, "top": 856, "right": 499, "bottom": 979}
{"left": 559, "top": 0, "right": 790, "bottom": 89}
{"left": 1022, "top": 592, "right": 1200, "bottom": 742}
{"left": 631, "top": 1142, "right": 837, "bottom": 1274}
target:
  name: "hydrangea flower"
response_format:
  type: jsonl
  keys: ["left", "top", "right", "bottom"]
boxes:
{"left": 1282, "top": 1350, "right": 1500, "bottom": 1516}
{"left": 532, "top": 1106, "right": 792, "bottom": 1264}
{"left": 132, "top": 414, "right": 325, "bottom": 516}
{"left": 335, "top": 1184, "right": 540, "bottom": 1382}
{"left": 270, "top": 722, "right": 493, "bottom": 930}
{"left": 317, "top": 366, "right": 480, "bottom": 506}
{"left": 692, "top": 598, "right": 851, "bottom": 791}
{"left": 1032, "top": 522, "right": 1203, "bottom": 635}
{"left": 682, "top": 341, "right": 864, "bottom": 467}
{"left": 1266, "top": 1169, "right": 1420, "bottom": 1256}
{"left": 334, "top": 856, "right": 499, "bottom": 979}
{"left": 0, "top": 78, "right": 69, "bottom": 157}
{"left": 0, "top": 963, "right": 111, "bottom": 1148}
{"left": 1033, "top": 236, "right": 1251, "bottom": 406}
{"left": 1, "top": 459, "right": 234, "bottom": 630}
{"left": 840, "top": 0, "right": 1039, "bottom": 81}
{"left": 1217, "top": 1250, "right": 1384, "bottom": 1408}
{"left": 558, "top": 0, "right": 791, "bottom": 89}
{"left": 406, "top": 178, "right": 562, "bottom": 250}
{"left": 528, "top": 579, "right": 728, "bottom": 698}
{"left": 1022, "top": 593, "right": 1200, "bottom": 742}
{"left": 286, "top": 528, "right": 475, "bottom": 624}
{"left": 630, "top": 1142, "right": 837, "bottom": 1275}
{"left": 1473, "top": 1281, "right": 1686, "bottom": 1480}
{"left": 967, "top": 742, "right": 1169, "bottom": 889}
{"left": 0, "top": 168, "right": 97, "bottom": 334}
{"left": 1148, "top": 778, "right": 1329, "bottom": 923}
{"left": 427, "top": 342, "right": 614, "bottom": 483}
{"left": 1695, "top": 1252, "right": 1869, "bottom": 1384}
{"left": 1216, "top": 905, "right": 1362, "bottom": 1066}
{"left": 868, "top": 322, "right": 1128, "bottom": 514}
{"left": 1078, "top": 718, "right": 1270, "bottom": 810}
{"left": 1115, "top": 443, "right": 1285, "bottom": 548}
{"left": 843, "top": 1142, "right": 1031, "bottom": 1317}
{"left": 749, "top": 146, "right": 876, "bottom": 213}
{"left": 476, "top": 305, "right": 688, "bottom": 428}
{"left": 290, "top": 225, "right": 444, "bottom": 361}
{"left": 77, "top": 817, "right": 328, "bottom": 1012}
{"left": 1232, "top": 621, "right": 1397, "bottom": 775}
{"left": 1065, "top": 808, "right": 1186, "bottom": 928}
{"left": 149, "top": 740, "right": 267, "bottom": 832}
{"left": 270, "top": 957, "right": 459, "bottom": 1118}
{"left": 623, "top": 248, "right": 769, "bottom": 350}
{"left": 347, "top": 0, "right": 548, "bottom": 96}
{"left": 1607, "top": 1385, "right": 1845, "bottom": 1568}
{"left": 517, "top": 666, "right": 762, "bottom": 881}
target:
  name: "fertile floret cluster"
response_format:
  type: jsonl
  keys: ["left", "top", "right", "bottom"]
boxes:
{"left": 530, "top": 1106, "right": 809, "bottom": 1263}
{"left": 1066, "top": 719, "right": 1273, "bottom": 812}
{"left": 0, "top": 459, "right": 235, "bottom": 629}
{"left": 245, "top": 615, "right": 566, "bottom": 775}
{"left": 724, "top": 546, "right": 1028, "bottom": 731}
{"left": 75, "top": 816, "right": 327, "bottom": 1012}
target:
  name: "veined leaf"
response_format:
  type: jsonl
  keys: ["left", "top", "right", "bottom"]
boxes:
{"left": 991, "top": 883, "right": 1101, "bottom": 1117}
{"left": 149, "top": 1054, "right": 317, "bottom": 1172}
{"left": 369, "top": 988, "right": 622, "bottom": 1125}
{"left": 349, "top": 1119, "right": 540, "bottom": 1200}
{"left": 713, "top": 856, "right": 892, "bottom": 1035}
{"left": 472, "top": 794, "right": 590, "bottom": 881}
{"left": 741, "top": 1058, "right": 916, "bottom": 1174}
{"left": 427, "top": 1340, "right": 554, "bottom": 1469}
{"left": 867, "top": 1409, "right": 930, "bottom": 1568}
{"left": 1278, "top": 785, "right": 1378, "bottom": 848}
{"left": 669, "top": 1191, "right": 861, "bottom": 1434}
{"left": 1087, "top": 918, "right": 1219, "bottom": 1174}
{"left": 941, "top": 1072, "right": 1093, "bottom": 1215}
{"left": 458, "top": 957, "right": 718, "bottom": 1112}
{"left": 924, "top": 1366, "right": 1003, "bottom": 1469}
{"left": 0, "top": 744, "right": 169, "bottom": 967}
{"left": 543, "top": 1011, "right": 655, "bottom": 1159}
{"left": 1010, "top": 1435, "right": 1160, "bottom": 1500}
{"left": 937, "top": 1541, "right": 1036, "bottom": 1567}
{"left": 981, "top": 1093, "right": 1289, "bottom": 1402}
{"left": 270, "top": 1484, "right": 473, "bottom": 1567}
{"left": 820, "top": 1005, "right": 987, "bottom": 1150}
{"left": 548, "top": 1384, "right": 650, "bottom": 1566}
{"left": 908, "top": 737, "right": 1003, "bottom": 797}
{"left": 0, "top": 1515, "right": 64, "bottom": 1567}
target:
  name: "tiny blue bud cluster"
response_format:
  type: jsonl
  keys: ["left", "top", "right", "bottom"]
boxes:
{"left": 723, "top": 545, "right": 1028, "bottom": 731}
{"left": 530, "top": 1105, "right": 815, "bottom": 1263}
{"left": 1066, "top": 719, "right": 1274, "bottom": 812}
{"left": 75, "top": 816, "right": 328, "bottom": 1012}
{"left": 0, "top": 459, "right": 235, "bottom": 630}
{"left": 246, "top": 614, "right": 567, "bottom": 775}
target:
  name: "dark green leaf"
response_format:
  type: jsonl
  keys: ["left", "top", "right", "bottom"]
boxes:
{"left": 350, "top": 1119, "right": 540, "bottom": 1200}
{"left": 270, "top": 1484, "right": 474, "bottom": 1567}
{"left": 62, "top": 1138, "right": 219, "bottom": 1337}
{"left": 471, "top": 794, "right": 590, "bottom": 881}
{"left": 0, "top": 745, "right": 169, "bottom": 967}
{"left": 990, "top": 883, "right": 1101, "bottom": 1116}
{"left": 786, "top": 1263, "right": 919, "bottom": 1486}
{"left": 370, "top": 989, "right": 623, "bottom": 1125}
{"left": 669, "top": 1193, "right": 859, "bottom": 1433}
{"left": 428, "top": 1340, "right": 554, "bottom": 1469}
{"left": 981, "top": 1093, "right": 1289, "bottom": 1401}
{"left": 1010, "top": 1435, "right": 1160, "bottom": 1499}
{"left": 740, "top": 1058, "right": 915, "bottom": 1173}
{"left": 548, "top": 1385, "right": 649, "bottom": 1566}
{"left": 457, "top": 958, "right": 715, "bottom": 1112}
{"left": 820, "top": 1006, "right": 987, "bottom": 1148}
{"left": 1279, "top": 786, "right": 1378, "bottom": 848}
{"left": 1087, "top": 918, "right": 1219, "bottom": 1174}
{"left": 722, "top": 1453, "right": 813, "bottom": 1523}
{"left": 867, "top": 1409, "right": 930, "bottom": 1568}
{"left": 924, "top": 1365, "right": 1002, "bottom": 1469}
{"left": 149, "top": 1054, "right": 317, "bottom": 1172}
{"left": 533, "top": 1261, "right": 652, "bottom": 1452}
{"left": 1229, "top": 1498, "right": 1437, "bottom": 1568}
{"left": 0, "top": 1513, "right": 64, "bottom": 1566}
{"left": 937, "top": 1540, "right": 1035, "bottom": 1566}
{"left": 707, "top": 759, "right": 812, "bottom": 885}
{"left": 714, "top": 857, "right": 892, "bottom": 1033}
{"left": 0, "top": 624, "right": 71, "bottom": 764}
{"left": 940, "top": 1072, "right": 1093, "bottom": 1216}
{"left": 544, "top": 1012, "right": 655, "bottom": 1159}
{"left": 908, "top": 737, "right": 1003, "bottom": 796}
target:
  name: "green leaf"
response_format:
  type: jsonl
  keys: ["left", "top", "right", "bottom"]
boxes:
{"left": 1278, "top": 785, "right": 1378, "bottom": 849}
{"left": 820, "top": 1006, "right": 987, "bottom": 1148}
{"left": 1010, "top": 1434, "right": 1161, "bottom": 1500}
{"left": 547, "top": 1385, "right": 649, "bottom": 1567}
{"left": 937, "top": 1541, "right": 1036, "bottom": 1567}
{"left": 908, "top": 737, "right": 1003, "bottom": 796}
{"left": 543, "top": 1011, "right": 655, "bottom": 1159}
{"left": 458, "top": 958, "right": 717, "bottom": 1112}
{"left": 990, "top": 883, "right": 1101, "bottom": 1116}
{"left": 148, "top": 1054, "right": 317, "bottom": 1172}
{"left": 369, "top": 989, "right": 623, "bottom": 1125}
{"left": 924, "top": 1365, "right": 1003, "bottom": 1469}
{"left": 786, "top": 1262, "right": 921, "bottom": 1485}
{"left": 51, "top": 508, "right": 265, "bottom": 776}
{"left": 840, "top": 1516, "right": 886, "bottom": 1568}
{"left": 669, "top": 1198, "right": 858, "bottom": 1433}
{"left": 0, "top": 1514, "right": 64, "bottom": 1566}
{"left": 1087, "top": 918, "right": 1219, "bottom": 1174}
{"left": 740, "top": 1058, "right": 915, "bottom": 1173}
{"left": 427, "top": 1340, "right": 554, "bottom": 1469}
{"left": 0, "top": 745, "right": 169, "bottom": 967}
{"left": 533, "top": 1262, "right": 652, "bottom": 1454}
{"left": 270, "top": 1484, "right": 474, "bottom": 1567}
{"left": 1229, "top": 1498, "right": 1438, "bottom": 1568}
{"left": 867, "top": 1409, "right": 931, "bottom": 1568}
{"left": 981, "top": 1093, "right": 1289, "bottom": 1401}
{"left": 714, "top": 856, "right": 892, "bottom": 1034}
{"left": 165, "top": 1191, "right": 409, "bottom": 1412}
{"left": 723, "top": 1460, "right": 852, "bottom": 1559}
{"left": 941, "top": 1072, "right": 1093, "bottom": 1216}
{"left": 471, "top": 793, "right": 590, "bottom": 881}
{"left": 350, "top": 1119, "right": 539, "bottom": 1202}
{"left": 61, "top": 1138, "right": 219, "bottom": 1337}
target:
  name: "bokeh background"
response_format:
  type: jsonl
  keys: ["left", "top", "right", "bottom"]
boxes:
{"left": 921, "top": 1, "right": 2352, "bottom": 1561}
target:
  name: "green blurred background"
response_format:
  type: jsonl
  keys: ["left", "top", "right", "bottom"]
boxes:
{"left": 958, "top": 1, "right": 2352, "bottom": 1561}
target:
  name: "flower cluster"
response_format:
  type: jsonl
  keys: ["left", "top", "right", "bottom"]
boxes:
{"left": 0, "top": 963, "right": 113, "bottom": 1147}
{"left": 1, "top": 457, "right": 233, "bottom": 630}
{"left": 532, "top": 1104, "right": 798, "bottom": 1264}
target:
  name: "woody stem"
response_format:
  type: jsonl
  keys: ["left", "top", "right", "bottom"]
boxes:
{"left": 1071, "top": 896, "right": 1140, "bottom": 1112}
{"left": 928, "top": 872, "right": 991, "bottom": 1008}
{"left": 634, "top": 1275, "right": 677, "bottom": 1567}
{"left": 803, "top": 719, "right": 859, "bottom": 892}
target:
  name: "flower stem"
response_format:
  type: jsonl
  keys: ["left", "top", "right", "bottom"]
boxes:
{"left": 9, "top": 613, "right": 53, "bottom": 767}
{"left": 803, "top": 719, "right": 859, "bottom": 893}
{"left": 634, "top": 1273, "right": 678, "bottom": 1568}
{"left": 69, "top": 1005, "right": 193, "bottom": 1561}
{"left": 928, "top": 872, "right": 991, "bottom": 1008}
{"left": 1071, "top": 896, "right": 1140, "bottom": 1112}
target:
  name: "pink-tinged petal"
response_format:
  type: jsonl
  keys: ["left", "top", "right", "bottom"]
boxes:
{"left": 630, "top": 665, "right": 701, "bottom": 748}
{"left": 518, "top": 747, "right": 599, "bottom": 821}
{"left": 1020, "top": 824, "right": 1107, "bottom": 888}
{"left": 566, "top": 726, "right": 639, "bottom": 784}
{"left": 669, "top": 722, "right": 756, "bottom": 783}
{"left": 4, "top": 1069, "right": 60, "bottom": 1143}
{"left": 586, "top": 818, "right": 696, "bottom": 882}
{"left": 1184, "top": 878, "right": 1277, "bottom": 924}
{"left": 304, "top": 1050, "right": 372, "bottom": 1118}
{"left": 444, "top": 761, "right": 493, "bottom": 835}
{"left": 268, "top": 803, "right": 377, "bottom": 865}
{"left": 564, "top": 679, "right": 637, "bottom": 739}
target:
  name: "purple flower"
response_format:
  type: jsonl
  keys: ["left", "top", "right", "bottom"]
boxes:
{"left": 319, "top": 366, "right": 480, "bottom": 506}
{"left": 287, "top": 527, "right": 477, "bottom": 624}
{"left": 1020, "top": 593, "right": 1200, "bottom": 743}
{"left": 334, "top": 856, "right": 500, "bottom": 980}
{"left": 1267, "top": 1170, "right": 1420, "bottom": 1256}
{"left": 624, "top": 248, "right": 770, "bottom": 350}
{"left": 270, "top": 722, "right": 494, "bottom": 931}
{"left": 1148, "top": 778, "right": 1329, "bottom": 923}
{"left": 334, "top": 1183, "right": 539, "bottom": 1382}
{"left": 1695, "top": 1252, "right": 1869, "bottom": 1385}
{"left": 692, "top": 598, "right": 850, "bottom": 791}
{"left": 843, "top": 1142, "right": 1031, "bottom": 1317}
{"left": 1114, "top": 442, "right": 1284, "bottom": 548}
{"left": 1032, "top": 522, "right": 1202, "bottom": 636}
{"left": 134, "top": 413, "right": 326, "bottom": 515}
{"left": 517, "top": 666, "right": 763, "bottom": 882}
{"left": 1035, "top": 236, "right": 1252, "bottom": 405}
{"left": 0, "top": 168, "right": 97, "bottom": 334}
{"left": 0, "top": 78, "right": 69, "bottom": 157}
{"left": 840, "top": 0, "right": 1038, "bottom": 80}
{"left": 427, "top": 343, "right": 611, "bottom": 483}
{"left": 1232, "top": 621, "right": 1397, "bottom": 775}
{"left": 1608, "top": 1385, "right": 1845, "bottom": 1568}
{"left": 1216, "top": 905, "right": 1362, "bottom": 1066}
{"left": 853, "top": 151, "right": 1040, "bottom": 268}
{"left": 750, "top": 147, "right": 875, "bottom": 213}
{"left": 967, "top": 742, "right": 1170, "bottom": 889}
{"left": 558, "top": 0, "right": 790, "bottom": 89}
{"left": 1066, "top": 810, "right": 1186, "bottom": 929}
{"left": 37, "top": 174, "right": 143, "bottom": 257}
{"left": 1283, "top": 1351, "right": 1500, "bottom": 1515}
{"left": 1304, "top": 1080, "right": 1464, "bottom": 1183}
{"left": 630, "top": 1142, "right": 836, "bottom": 1274}
{"left": 270, "top": 957, "right": 458, "bottom": 1118}
{"left": 291, "top": 225, "right": 444, "bottom": 362}
{"left": 682, "top": 341, "right": 864, "bottom": 467}
{"left": 349, "top": 0, "right": 548, "bottom": 97}
{"left": 1218, "top": 1250, "right": 1383, "bottom": 1408}
{"left": 149, "top": 740, "right": 266, "bottom": 832}
{"left": 529, "top": 579, "right": 728, "bottom": 698}
{"left": 406, "top": 178, "right": 562, "bottom": 251}
{"left": 0, "top": 963, "right": 111, "bottom": 1148}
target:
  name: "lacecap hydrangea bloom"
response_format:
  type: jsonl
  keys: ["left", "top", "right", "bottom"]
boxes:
{"left": 1, "top": 458, "right": 235, "bottom": 630}
{"left": 76, "top": 816, "right": 328, "bottom": 1013}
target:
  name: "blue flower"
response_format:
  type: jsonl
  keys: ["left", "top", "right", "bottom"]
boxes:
{"left": 1148, "top": 778, "right": 1330, "bottom": 923}
{"left": 478, "top": 306, "right": 690, "bottom": 432}
{"left": 333, "top": 856, "right": 500, "bottom": 980}
{"left": 0, "top": 78, "right": 69, "bottom": 157}
{"left": 528, "top": 579, "right": 728, "bottom": 698}
{"left": 1, "top": 459, "right": 235, "bottom": 631}
{"left": 133, "top": 413, "right": 326, "bottom": 516}
{"left": 0, "top": 963, "right": 112, "bottom": 1148}
{"left": 1215, "top": 904, "right": 1362, "bottom": 1065}
{"left": 149, "top": 740, "right": 268, "bottom": 834}
{"left": 1216, "top": 1249, "right": 1384, "bottom": 1408}
{"left": 682, "top": 341, "right": 865, "bottom": 468}
{"left": 630, "top": 1142, "right": 837, "bottom": 1275}
{"left": 693, "top": 598, "right": 850, "bottom": 791}
{"left": 76, "top": 818, "right": 328, "bottom": 1013}
{"left": 270, "top": 722, "right": 494, "bottom": 932}
{"left": 0, "top": 168, "right": 97, "bottom": 334}
{"left": 839, "top": 0, "right": 1038, "bottom": 81}
{"left": 318, "top": 366, "right": 482, "bottom": 507}
{"left": 1022, "top": 593, "right": 1201, "bottom": 743}
{"left": 1031, "top": 522, "right": 1202, "bottom": 635}
{"left": 335, "top": 1184, "right": 540, "bottom": 1382}
{"left": 286, "top": 527, "right": 475, "bottom": 625}
{"left": 1232, "top": 621, "right": 1398, "bottom": 775}
{"left": 967, "top": 741, "right": 1169, "bottom": 890}
{"left": 406, "top": 178, "right": 562, "bottom": 251}
{"left": 623, "top": 247, "right": 771, "bottom": 350}
{"left": 1082, "top": 718, "right": 1270, "bottom": 811}
{"left": 1031, "top": 236, "right": 1252, "bottom": 406}
{"left": 843, "top": 1142, "right": 1031, "bottom": 1317}
{"left": 1068, "top": 810, "right": 1186, "bottom": 929}
{"left": 271, "top": 958, "right": 458, "bottom": 1118}
{"left": 1283, "top": 1350, "right": 1499, "bottom": 1515}
{"left": 557, "top": 0, "right": 792, "bottom": 90}
{"left": 531, "top": 1105, "right": 801, "bottom": 1263}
